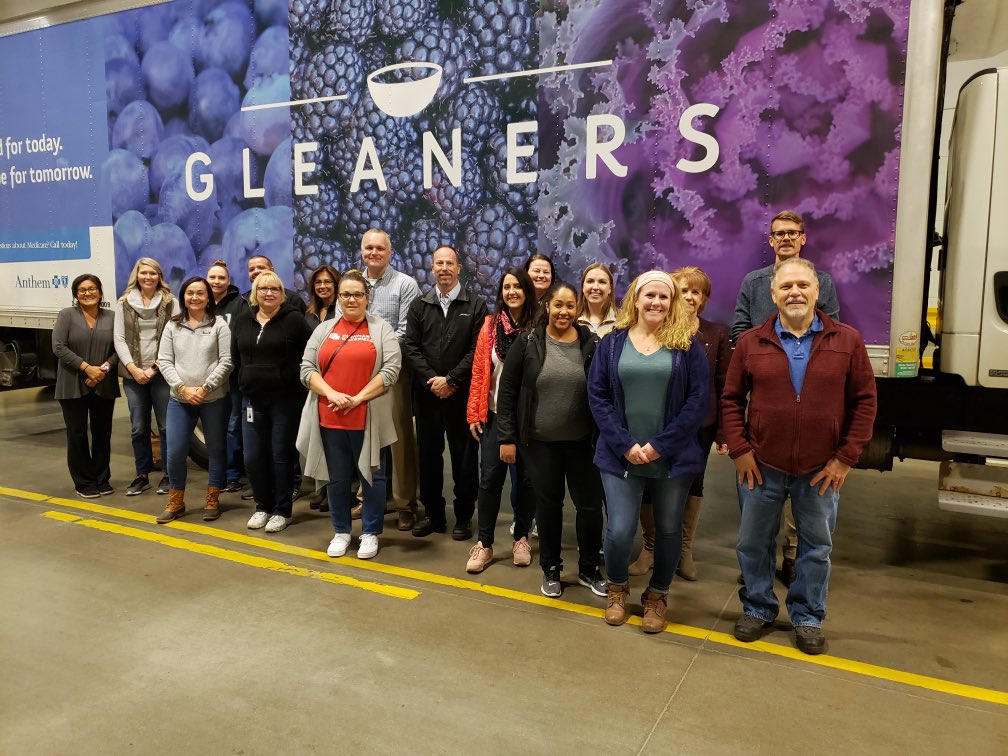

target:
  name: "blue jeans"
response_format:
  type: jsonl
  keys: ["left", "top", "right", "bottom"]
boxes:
{"left": 320, "top": 427, "right": 386, "bottom": 535}
{"left": 242, "top": 395, "right": 301, "bottom": 518}
{"left": 602, "top": 472, "right": 693, "bottom": 592}
{"left": 122, "top": 374, "right": 170, "bottom": 478}
{"left": 165, "top": 396, "right": 229, "bottom": 490}
{"left": 225, "top": 376, "right": 245, "bottom": 482}
{"left": 736, "top": 467, "right": 838, "bottom": 627}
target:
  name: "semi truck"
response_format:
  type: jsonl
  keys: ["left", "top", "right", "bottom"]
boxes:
{"left": 0, "top": 0, "right": 1005, "bottom": 514}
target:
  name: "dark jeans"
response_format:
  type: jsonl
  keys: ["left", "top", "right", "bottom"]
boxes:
{"left": 122, "top": 374, "right": 169, "bottom": 478}
{"left": 165, "top": 397, "right": 229, "bottom": 490}
{"left": 688, "top": 424, "right": 718, "bottom": 497}
{"left": 242, "top": 395, "right": 301, "bottom": 518}
{"left": 225, "top": 376, "right": 245, "bottom": 482}
{"left": 476, "top": 411, "right": 535, "bottom": 546}
{"left": 59, "top": 393, "right": 115, "bottom": 492}
{"left": 320, "top": 427, "right": 386, "bottom": 535}
{"left": 414, "top": 390, "right": 477, "bottom": 527}
{"left": 603, "top": 471, "right": 693, "bottom": 591}
{"left": 521, "top": 437, "right": 603, "bottom": 574}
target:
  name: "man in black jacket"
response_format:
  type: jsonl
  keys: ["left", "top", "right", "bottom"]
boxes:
{"left": 404, "top": 246, "right": 488, "bottom": 539}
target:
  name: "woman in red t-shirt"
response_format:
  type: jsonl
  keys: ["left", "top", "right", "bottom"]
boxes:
{"left": 297, "top": 270, "right": 402, "bottom": 560}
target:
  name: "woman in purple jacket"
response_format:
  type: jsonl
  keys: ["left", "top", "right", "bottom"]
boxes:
{"left": 587, "top": 271, "right": 708, "bottom": 633}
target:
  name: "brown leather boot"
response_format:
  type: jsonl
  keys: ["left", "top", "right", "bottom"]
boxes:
{"left": 605, "top": 583, "right": 630, "bottom": 626}
{"left": 640, "top": 589, "right": 668, "bottom": 633}
{"left": 157, "top": 488, "right": 185, "bottom": 524}
{"left": 628, "top": 501, "right": 656, "bottom": 576}
{"left": 677, "top": 495, "right": 703, "bottom": 581}
{"left": 202, "top": 486, "right": 221, "bottom": 521}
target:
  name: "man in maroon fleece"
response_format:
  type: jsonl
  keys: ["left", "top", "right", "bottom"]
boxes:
{"left": 721, "top": 257, "right": 876, "bottom": 655}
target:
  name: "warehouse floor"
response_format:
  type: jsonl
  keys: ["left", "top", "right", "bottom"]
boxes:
{"left": 1, "top": 386, "right": 1006, "bottom": 754}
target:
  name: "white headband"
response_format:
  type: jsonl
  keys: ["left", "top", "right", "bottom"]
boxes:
{"left": 634, "top": 271, "right": 676, "bottom": 295}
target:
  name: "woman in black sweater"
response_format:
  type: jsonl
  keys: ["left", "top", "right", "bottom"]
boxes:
{"left": 231, "top": 271, "right": 312, "bottom": 533}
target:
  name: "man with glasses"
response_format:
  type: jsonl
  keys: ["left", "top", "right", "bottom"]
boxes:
{"left": 730, "top": 210, "right": 840, "bottom": 587}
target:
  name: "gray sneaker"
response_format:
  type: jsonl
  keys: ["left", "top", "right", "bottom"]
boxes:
{"left": 155, "top": 475, "right": 170, "bottom": 495}
{"left": 577, "top": 569, "right": 607, "bottom": 597}
{"left": 125, "top": 476, "right": 150, "bottom": 496}
{"left": 541, "top": 567, "right": 562, "bottom": 598}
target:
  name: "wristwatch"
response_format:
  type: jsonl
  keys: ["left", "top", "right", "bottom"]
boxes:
{"left": 100, "top": 364, "right": 110, "bottom": 374}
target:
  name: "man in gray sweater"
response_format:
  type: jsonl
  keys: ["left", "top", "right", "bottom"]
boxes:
{"left": 730, "top": 210, "right": 841, "bottom": 586}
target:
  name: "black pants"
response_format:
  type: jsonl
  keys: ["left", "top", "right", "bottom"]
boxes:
{"left": 689, "top": 424, "right": 719, "bottom": 497}
{"left": 414, "top": 389, "right": 477, "bottom": 527}
{"left": 521, "top": 437, "right": 603, "bottom": 574}
{"left": 476, "top": 411, "right": 535, "bottom": 546}
{"left": 59, "top": 393, "right": 115, "bottom": 493}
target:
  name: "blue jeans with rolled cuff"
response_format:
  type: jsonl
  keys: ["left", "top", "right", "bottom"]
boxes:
{"left": 320, "top": 427, "right": 386, "bottom": 536}
{"left": 165, "top": 396, "right": 229, "bottom": 490}
{"left": 123, "top": 374, "right": 169, "bottom": 478}
{"left": 735, "top": 466, "right": 838, "bottom": 628}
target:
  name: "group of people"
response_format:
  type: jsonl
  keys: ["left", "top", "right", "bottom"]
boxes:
{"left": 52, "top": 211, "right": 876, "bottom": 655}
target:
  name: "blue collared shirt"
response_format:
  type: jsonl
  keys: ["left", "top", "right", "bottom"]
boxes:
{"left": 437, "top": 281, "right": 461, "bottom": 316}
{"left": 774, "top": 313, "right": 823, "bottom": 396}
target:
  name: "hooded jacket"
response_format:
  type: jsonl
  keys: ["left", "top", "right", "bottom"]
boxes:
{"left": 230, "top": 303, "right": 312, "bottom": 404}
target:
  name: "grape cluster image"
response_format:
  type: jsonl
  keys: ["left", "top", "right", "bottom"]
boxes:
{"left": 101, "top": 0, "right": 537, "bottom": 302}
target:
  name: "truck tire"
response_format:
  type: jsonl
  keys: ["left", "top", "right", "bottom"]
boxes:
{"left": 188, "top": 423, "right": 210, "bottom": 470}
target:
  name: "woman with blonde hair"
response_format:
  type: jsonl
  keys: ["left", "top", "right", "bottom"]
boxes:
{"left": 113, "top": 257, "right": 177, "bottom": 496}
{"left": 587, "top": 271, "right": 709, "bottom": 632}
{"left": 576, "top": 262, "right": 618, "bottom": 337}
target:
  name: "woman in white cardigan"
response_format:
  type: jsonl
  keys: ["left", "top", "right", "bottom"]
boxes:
{"left": 297, "top": 270, "right": 401, "bottom": 560}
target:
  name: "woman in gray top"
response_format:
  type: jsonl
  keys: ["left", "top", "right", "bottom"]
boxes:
{"left": 113, "top": 257, "right": 177, "bottom": 497}
{"left": 156, "top": 277, "right": 233, "bottom": 523}
{"left": 496, "top": 282, "right": 605, "bottom": 600}
{"left": 52, "top": 274, "right": 120, "bottom": 498}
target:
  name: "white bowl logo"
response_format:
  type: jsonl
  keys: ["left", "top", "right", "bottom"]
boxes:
{"left": 367, "top": 62, "right": 443, "bottom": 117}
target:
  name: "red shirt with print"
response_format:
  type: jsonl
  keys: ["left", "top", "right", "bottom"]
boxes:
{"left": 317, "top": 318, "right": 376, "bottom": 431}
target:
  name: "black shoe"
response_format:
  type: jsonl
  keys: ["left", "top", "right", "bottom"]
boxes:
{"left": 125, "top": 475, "right": 150, "bottom": 496}
{"left": 222, "top": 479, "right": 243, "bottom": 493}
{"left": 451, "top": 520, "right": 473, "bottom": 541}
{"left": 776, "top": 557, "right": 796, "bottom": 587}
{"left": 794, "top": 625, "right": 826, "bottom": 655}
{"left": 240, "top": 486, "right": 255, "bottom": 501}
{"left": 76, "top": 487, "right": 101, "bottom": 499}
{"left": 412, "top": 517, "right": 446, "bottom": 538}
{"left": 98, "top": 483, "right": 114, "bottom": 496}
{"left": 319, "top": 501, "right": 329, "bottom": 513}
{"left": 308, "top": 489, "right": 325, "bottom": 509}
{"left": 292, "top": 486, "right": 303, "bottom": 502}
{"left": 733, "top": 614, "right": 771, "bottom": 643}
{"left": 156, "top": 475, "right": 170, "bottom": 495}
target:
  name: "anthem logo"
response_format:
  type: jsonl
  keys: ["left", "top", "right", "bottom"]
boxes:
{"left": 16, "top": 274, "right": 53, "bottom": 289}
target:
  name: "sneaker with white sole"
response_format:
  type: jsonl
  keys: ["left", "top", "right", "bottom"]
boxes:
{"left": 125, "top": 476, "right": 149, "bottom": 496}
{"left": 512, "top": 537, "right": 532, "bottom": 567}
{"left": 265, "top": 514, "right": 291, "bottom": 533}
{"left": 156, "top": 475, "right": 170, "bottom": 495}
{"left": 247, "top": 511, "right": 269, "bottom": 529}
{"left": 509, "top": 520, "right": 516, "bottom": 537}
{"left": 327, "top": 533, "right": 351, "bottom": 557}
{"left": 577, "top": 568, "right": 607, "bottom": 597}
{"left": 541, "top": 566, "right": 562, "bottom": 598}
{"left": 530, "top": 520, "right": 538, "bottom": 539}
{"left": 357, "top": 533, "right": 379, "bottom": 559}
{"left": 466, "top": 541, "right": 493, "bottom": 573}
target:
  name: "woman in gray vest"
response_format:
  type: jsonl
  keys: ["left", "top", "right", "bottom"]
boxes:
{"left": 113, "top": 257, "right": 177, "bottom": 497}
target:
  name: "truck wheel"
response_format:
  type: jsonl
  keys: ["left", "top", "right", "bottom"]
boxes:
{"left": 188, "top": 423, "right": 210, "bottom": 470}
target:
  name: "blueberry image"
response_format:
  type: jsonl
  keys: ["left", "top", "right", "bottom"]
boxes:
{"left": 376, "top": 0, "right": 434, "bottom": 38}
{"left": 426, "top": 153, "right": 483, "bottom": 226}
{"left": 208, "top": 135, "right": 261, "bottom": 209}
{"left": 168, "top": 14, "right": 203, "bottom": 61}
{"left": 484, "top": 132, "right": 537, "bottom": 220}
{"left": 464, "top": 202, "right": 533, "bottom": 292}
{"left": 163, "top": 117, "right": 190, "bottom": 137}
{"left": 343, "top": 182, "right": 403, "bottom": 245}
{"left": 198, "top": 1, "right": 255, "bottom": 82}
{"left": 244, "top": 25, "right": 290, "bottom": 89}
{"left": 264, "top": 137, "right": 293, "bottom": 208}
{"left": 289, "top": 0, "right": 376, "bottom": 43}
{"left": 189, "top": 67, "right": 241, "bottom": 142}
{"left": 221, "top": 205, "right": 295, "bottom": 284}
{"left": 112, "top": 100, "right": 164, "bottom": 159}
{"left": 203, "top": 243, "right": 223, "bottom": 265}
{"left": 401, "top": 216, "right": 457, "bottom": 288}
{"left": 100, "top": 13, "right": 139, "bottom": 48}
{"left": 223, "top": 110, "right": 244, "bottom": 139}
{"left": 142, "top": 203, "right": 161, "bottom": 226}
{"left": 467, "top": 0, "right": 535, "bottom": 76}
{"left": 295, "top": 178, "right": 342, "bottom": 237}
{"left": 294, "top": 234, "right": 353, "bottom": 287}
{"left": 105, "top": 33, "right": 139, "bottom": 67}
{"left": 135, "top": 4, "right": 177, "bottom": 56}
{"left": 240, "top": 73, "right": 292, "bottom": 157}
{"left": 435, "top": 83, "right": 504, "bottom": 148}
{"left": 141, "top": 222, "right": 199, "bottom": 292}
{"left": 394, "top": 19, "right": 478, "bottom": 103}
{"left": 141, "top": 41, "right": 195, "bottom": 111}
{"left": 105, "top": 57, "right": 146, "bottom": 117}
{"left": 295, "top": 43, "right": 365, "bottom": 136}
{"left": 158, "top": 166, "right": 220, "bottom": 254}
{"left": 113, "top": 210, "right": 152, "bottom": 295}
{"left": 258, "top": 236, "right": 297, "bottom": 290}
{"left": 102, "top": 148, "right": 150, "bottom": 220}
{"left": 254, "top": 0, "right": 288, "bottom": 28}
{"left": 150, "top": 134, "right": 211, "bottom": 199}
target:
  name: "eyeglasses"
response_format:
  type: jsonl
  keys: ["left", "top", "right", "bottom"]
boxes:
{"left": 77, "top": 287, "right": 99, "bottom": 295}
{"left": 771, "top": 229, "right": 803, "bottom": 240}
{"left": 338, "top": 291, "right": 366, "bottom": 301}
{"left": 258, "top": 286, "right": 281, "bottom": 294}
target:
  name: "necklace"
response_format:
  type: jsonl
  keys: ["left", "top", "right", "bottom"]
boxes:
{"left": 630, "top": 327, "right": 661, "bottom": 354}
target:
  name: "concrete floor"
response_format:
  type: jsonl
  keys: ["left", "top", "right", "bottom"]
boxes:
{"left": 1, "top": 386, "right": 1007, "bottom": 754}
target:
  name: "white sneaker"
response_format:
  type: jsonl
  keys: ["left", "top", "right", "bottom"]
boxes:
{"left": 531, "top": 520, "right": 538, "bottom": 539}
{"left": 357, "top": 533, "right": 379, "bottom": 559}
{"left": 265, "top": 514, "right": 291, "bottom": 533}
{"left": 247, "top": 511, "right": 269, "bottom": 529}
{"left": 509, "top": 520, "right": 516, "bottom": 537}
{"left": 327, "top": 532, "right": 351, "bottom": 557}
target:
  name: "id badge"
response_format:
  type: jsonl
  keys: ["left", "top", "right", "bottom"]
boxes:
{"left": 246, "top": 406, "right": 254, "bottom": 424}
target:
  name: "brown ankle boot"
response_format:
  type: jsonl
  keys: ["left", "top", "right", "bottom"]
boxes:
{"left": 605, "top": 583, "right": 630, "bottom": 626}
{"left": 203, "top": 486, "right": 221, "bottom": 521}
{"left": 157, "top": 488, "right": 186, "bottom": 524}
{"left": 628, "top": 501, "right": 656, "bottom": 576}
{"left": 640, "top": 589, "right": 668, "bottom": 633}
{"left": 677, "top": 495, "right": 703, "bottom": 581}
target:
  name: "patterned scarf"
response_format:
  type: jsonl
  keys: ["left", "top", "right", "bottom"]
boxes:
{"left": 493, "top": 309, "right": 521, "bottom": 362}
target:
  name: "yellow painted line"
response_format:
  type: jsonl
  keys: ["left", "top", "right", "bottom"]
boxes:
{"left": 39, "top": 510, "right": 418, "bottom": 600}
{"left": 7, "top": 486, "right": 1007, "bottom": 706}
